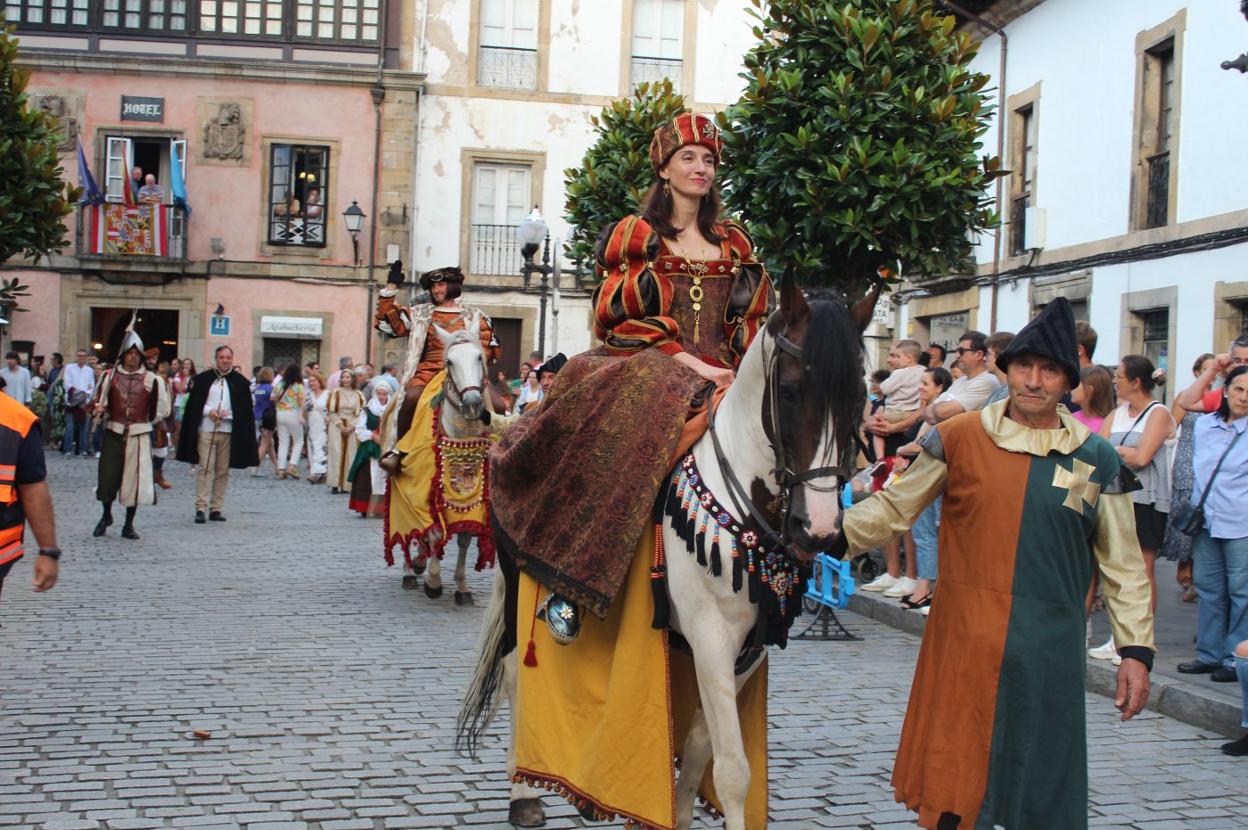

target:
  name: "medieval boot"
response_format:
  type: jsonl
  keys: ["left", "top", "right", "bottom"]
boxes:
{"left": 93, "top": 504, "right": 113, "bottom": 537}
{"left": 121, "top": 507, "right": 140, "bottom": 540}
{"left": 153, "top": 458, "right": 172, "bottom": 490}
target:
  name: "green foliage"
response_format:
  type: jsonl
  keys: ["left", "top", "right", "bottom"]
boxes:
{"left": 563, "top": 79, "right": 687, "bottom": 270}
{"left": 719, "top": 0, "right": 1005, "bottom": 298}
{"left": 0, "top": 16, "right": 78, "bottom": 266}
{"left": 0, "top": 277, "right": 31, "bottom": 313}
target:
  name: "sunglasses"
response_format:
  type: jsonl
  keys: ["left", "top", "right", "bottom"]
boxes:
{"left": 955, "top": 347, "right": 982, "bottom": 356}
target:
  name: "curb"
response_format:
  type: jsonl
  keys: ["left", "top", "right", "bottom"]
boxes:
{"left": 846, "top": 591, "right": 1242, "bottom": 738}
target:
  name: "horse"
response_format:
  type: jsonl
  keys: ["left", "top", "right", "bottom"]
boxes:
{"left": 390, "top": 312, "right": 498, "bottom": 606}
{"left": 457, "top": 281, "right": 875, "bottom": 829}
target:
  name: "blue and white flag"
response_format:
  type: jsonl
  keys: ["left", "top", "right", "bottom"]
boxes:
{"left": 76, "top": 139, "right": 105, "bottom": 206}
{"left": 170, "top": 141, "right": 191, "bottom": 216}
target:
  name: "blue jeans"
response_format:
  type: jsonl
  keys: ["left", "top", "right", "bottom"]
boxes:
{"left": 61, "top": 414, "right": 89, "bottom": 455}
{"left": 1238, "top": 656, "right": 1248, "bottom": 730}
{"left": 1192, "top": 532, "right": 1248, "bottom": 668}
{"left": 912, "top": 496, "right": 942, "bottom": 581}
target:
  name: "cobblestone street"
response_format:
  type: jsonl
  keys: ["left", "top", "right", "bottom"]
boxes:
{"left": 1, "top": 455, "right": 1245, "bottom": 830}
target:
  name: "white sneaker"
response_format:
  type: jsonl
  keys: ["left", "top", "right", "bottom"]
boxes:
{"left": 861, "top": 573, "right": 899, "bottom": 593}
{"left": 1088, "top": 638, "right": 1120, "bottom": 665}
{"left": 884, "top": 577, "right": 919, "bottom": 598}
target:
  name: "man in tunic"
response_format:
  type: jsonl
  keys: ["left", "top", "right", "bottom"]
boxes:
{"left": 833, "top": 297, "right": 1154, "bottom": 830}
{"left": 91, "top": 327, "right": 171, "bottom": 540}
{"left": 176, "top": 345, "right": 259, "bottom": 524}
{"left": 373, "top": 261, "right": 499, "bottom": 443}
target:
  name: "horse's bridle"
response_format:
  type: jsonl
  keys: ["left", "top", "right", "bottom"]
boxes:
{"left": 705, "top": 313, "right": 857, "bottom": 563}
{"left": 442, "top": 342, "right": 485, "bottom": 415}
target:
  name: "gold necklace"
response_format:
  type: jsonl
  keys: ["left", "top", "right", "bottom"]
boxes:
{"left": 668, "top": 236, "right": 719, "bottom": 344}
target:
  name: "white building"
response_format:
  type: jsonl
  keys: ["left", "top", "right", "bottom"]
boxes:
{"left": 894, "top": 0, "right": 1248, "bottom": 400}
{"left": 407, "top": 0, "right": 757, "bottom": 375}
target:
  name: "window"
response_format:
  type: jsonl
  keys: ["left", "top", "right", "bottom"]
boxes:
{"left": 1143, "top": 43, "right": 1174, "bottom": 229}
{"left": 1009, "top": 104, "right": 1036, "bottom": 256}
{"left": 478, "top": 0, "right": 538, "bottom": 89}
{"left": 268, "top": 144, "right": 329, "bottom": 247}
{"left": 4, "top": 0, "right": 91, "bottom": 26}
{"left": 631, "top": 0, "right": 683, "bottom": 92}
{"left": 470, "top": 162, "right": 529, "bottom": 274}
{"left": 1140, "top": 308, "right": 1169, "bottom": 399}
{"left": 102, "top": 0, "right": 188, "bottom": 30}
{"left": 199, "top": 0, "right": 282, "bottom": 35}
{"left": 294, "top": 0, "right": 379, "bottom": 42}
{"left": 1131, "top": 15, "right": 1183, "bottom": 232}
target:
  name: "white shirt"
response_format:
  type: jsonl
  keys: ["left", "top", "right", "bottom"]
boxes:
{"left": 0, "top": 366, "right": 32, "bottom": 403}
{"left": 63, "top": 363, "right": 96, "bottom": 396}
{"left": 202, "top": 375, "right": 234, "bottom": 434}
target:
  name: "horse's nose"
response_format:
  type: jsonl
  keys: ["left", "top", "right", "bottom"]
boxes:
{"left": 461, "top": 389, "right": 483, "bottom": 417}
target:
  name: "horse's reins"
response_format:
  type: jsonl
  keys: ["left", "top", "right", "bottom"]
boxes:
{"left": 705, "top": 313, "right": 856, "bottom": 564}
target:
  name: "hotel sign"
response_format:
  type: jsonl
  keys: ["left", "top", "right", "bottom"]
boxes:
{"left": 121, "top": 96, "right": 164, "bottom": 122}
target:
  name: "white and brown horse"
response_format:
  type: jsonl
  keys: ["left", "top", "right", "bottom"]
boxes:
{"left": 458, "top": 282, "right": 875, "bottom": 829}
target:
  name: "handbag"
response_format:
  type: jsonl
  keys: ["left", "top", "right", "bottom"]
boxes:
{"left": 1173, "top": 426, "right": 1245, "bottom": 537}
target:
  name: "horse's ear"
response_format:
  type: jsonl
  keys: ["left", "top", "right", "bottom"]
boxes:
{"left": 849, "top": 283, "right": 882, "bottom": 334}
{"left": 779, "top": 276, "right": 809, "bottom": 325}
{"left": 432, "top": 324, "right": 453, "bottom": 344}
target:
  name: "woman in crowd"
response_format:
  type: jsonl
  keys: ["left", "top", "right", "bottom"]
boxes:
{"left": 305, "top": 371, "right": 329, "bottom": 484}
{"left": 326, "top": 369, "right": 366, "bottom": 494}
{"left": 1090, "top": 354, "right": 1175, "bottom": 664}
{"left": 272, "top": 363, "right": 307, "bottom": 479}
{"left": 172, "top": 357, "right": 195, "bottom": 450}
{"left": 1069, "top": 364, "right": 1114, "bottom": 433}
{"left": 514, "top": 363, "right": 543, "bottom": 413}
{"left": 251, "top": 367, "right": 279, "bottom": 476}
{"left": 1162, "top": 353, "right": 1217, "bottom": 600}
{"left": 1179, "top": 364, "right": 1248, "bottom": 685}
{"left": 490, "top": 369, "right": 515, "bottom": 415}
{"left": 348, "top": 383, "right": 389, "bottom": 517}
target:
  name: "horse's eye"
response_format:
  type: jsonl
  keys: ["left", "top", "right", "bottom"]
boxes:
{"left": 780, "top": 384, "right": 800, "bottom": 402}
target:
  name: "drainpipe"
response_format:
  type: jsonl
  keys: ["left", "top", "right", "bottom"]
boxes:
{"left": 941, "top": 1, "right": 1007, "bottom": 332}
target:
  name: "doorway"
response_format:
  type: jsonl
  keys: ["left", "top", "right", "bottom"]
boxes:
{"left": 92, "top": 308, "right": 179, "bottom": 362}
{"left": 492, "top": 317, "right": 522, "bottom": 380}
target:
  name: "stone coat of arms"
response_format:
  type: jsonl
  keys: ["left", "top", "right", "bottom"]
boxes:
{"left": 203, "top": 103, "right": 245, "bottom": 160}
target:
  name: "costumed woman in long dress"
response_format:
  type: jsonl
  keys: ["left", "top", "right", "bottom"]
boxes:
{"left": 326, "top": 369, "right": 365, "bottom": 494}
{"left": 487, "top": 112, "right": 775, "bottom": 830}
{"left": 306, "top": 371, "right": 329, "bottom": 484}
{"left": 348, "top": 384, "right": 389, "bottom": 517}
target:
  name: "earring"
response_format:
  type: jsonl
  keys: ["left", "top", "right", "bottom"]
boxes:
{"left": 662, "top": 180, "right": 672, "bottom": 198}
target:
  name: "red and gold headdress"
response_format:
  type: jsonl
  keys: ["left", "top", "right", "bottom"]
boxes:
{"left": 649, "top": 112, "right": 723, "bottom": 174}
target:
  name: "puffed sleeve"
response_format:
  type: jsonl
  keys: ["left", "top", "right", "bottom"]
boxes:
{"left": 842, "top": 448, "right": 948, "bottom": 555}
{"left": 722, "top": 220, "right": 775, "bottom": 363}
{"left": 1093, "top": 447, "right": 1156, "bottom": 664}
{"left": 591, "top": 216, "right": 682, "bottom": 356}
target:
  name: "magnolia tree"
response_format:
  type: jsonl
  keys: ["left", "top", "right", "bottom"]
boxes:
{"left": 719, "top": 0, "right": 1004, "bottom": 298}
{"left": 563, "top": 79, "right": 687, "bottom": 270}
{"left": 0, "top": 18, "right": 77, "bottom": 266}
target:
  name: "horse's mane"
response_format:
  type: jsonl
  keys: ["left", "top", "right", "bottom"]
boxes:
{"left": 801, "top": 290, "right": 866, "bottom": 456}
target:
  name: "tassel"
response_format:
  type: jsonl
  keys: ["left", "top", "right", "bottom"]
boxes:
{"left": 731, "top": 539, "right": 743, "bottom": 592}
{"left": 710, "top": 540, "right": 722, "bottom": 577}
{"left": 523, "top": 640, "right": 538, "bottom": 667}
{"left": 524, "top": 586, "right": 541, "bottom": 668}
{"left": 650, "top": 522, "right": 671, "bottom": 630}
{"left": 696, "top": 530, "right": 707, "bottom": 567}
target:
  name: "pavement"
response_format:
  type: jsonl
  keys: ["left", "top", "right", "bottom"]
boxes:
{"left": 0, "top": 453, "right": 1244, "bottom": 829}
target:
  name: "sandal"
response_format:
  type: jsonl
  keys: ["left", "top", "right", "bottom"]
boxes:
{"left": 902, "top": 594, "right": 932, "bottom": 610}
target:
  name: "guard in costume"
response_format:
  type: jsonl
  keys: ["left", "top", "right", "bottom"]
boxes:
{"left": 836, "top": 298, "right": 1155, "bottom": 830}
{"left": 91, "top": 322, "right": 172, "bottom": 539}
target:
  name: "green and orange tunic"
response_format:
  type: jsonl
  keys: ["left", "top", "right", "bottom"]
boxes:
{"left": 843, "top": 401, "right": 1155, "bottom": 830}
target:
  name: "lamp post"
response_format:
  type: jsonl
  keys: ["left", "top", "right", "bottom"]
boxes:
{"left": 342, "top": 200, "right": 366, "bottom": 266}
{"left": 517, "top": 207, "right": 553, "bottom": 356}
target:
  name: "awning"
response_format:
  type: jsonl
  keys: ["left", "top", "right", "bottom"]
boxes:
{"left": 260, "top": 315, "right": 323, "bottom": 339}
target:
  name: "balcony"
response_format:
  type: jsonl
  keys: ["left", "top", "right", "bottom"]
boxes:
{"left": 478, "top": 45, "right": 538, "bottom": 90}
{"left": 470, "top": 224, "right": 520, "bottom": 277}
{"left": 1145, "top": 151, "right": 1170, "bottom": 229}
{"left": 631, "top": 56, "right": 681, "bottom": 93}
{"left": 76, "top": 203, "right": 187, "bottom": 260}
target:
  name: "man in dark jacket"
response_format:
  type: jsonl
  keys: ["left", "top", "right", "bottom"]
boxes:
{"left": 176, "top": 345, "right": 259, "bottom": 524}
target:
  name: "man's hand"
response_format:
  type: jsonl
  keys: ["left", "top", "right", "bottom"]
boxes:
{"left": 1115, "top": 658, "right": 1150, "bottom": 721}
{"left": 33, "top": 556, "right": 58, "bottom": 592}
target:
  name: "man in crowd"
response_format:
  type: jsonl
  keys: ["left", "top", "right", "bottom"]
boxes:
{"left": 91, "top": 326, "right": 171, "bottom": 540}
{"left": 130, "top": 165, "right": 144, "bottom": 196}
{"left": 1075, "top": 320, "right": 1097, "bottom": 369}
{"left": 176, "top": 345, "right": 258, "bottom": 524}
{"left": 327, "top": 355, "right": 353, "bottom": 390}
{"left": 984, "top": 331, "right": 1016, "bottom": 405}
{"left": 0, "top": 388, "right": 59, "bottom": 607}
{"left": 834, "top": 298, "right": 1153, "bottom": 830}
{"left": 1174, "top": 334, "right": 1248, "bottom": 414}
{"left": 922, "top": 330, "right": 1001, "bottom": 424}
{"left": 138, "top": 174, "right": 163, "bottom": 205}
{"left": 46, "top": 353, "right": 64, "bottom": 392}
{"left": 61, "top": 349, "right": 95, "bottom": 456}
{"left": 1, "top": 352, "right": 32, "bottom": 405}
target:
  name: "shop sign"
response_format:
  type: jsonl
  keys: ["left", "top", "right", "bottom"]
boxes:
{"left": 260, "top": 316, "right": 323, "bottom": 339}
{"left": 121, "top": 96, "right": 164, "bottom": 122}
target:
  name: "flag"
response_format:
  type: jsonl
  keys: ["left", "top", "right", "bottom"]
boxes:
{"left": 170, "top": 140, "right": 191, "bottom": 216}
{"left": 76, "top": 139, "right": 104, "bottom": 206}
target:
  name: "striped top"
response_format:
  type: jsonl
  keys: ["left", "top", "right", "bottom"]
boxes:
{"left": 1107, "top": 401, "right": 1171, "bottom": 511}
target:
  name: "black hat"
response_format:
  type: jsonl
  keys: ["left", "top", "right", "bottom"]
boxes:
{"left": 995, "top": 296, "right": 1080, "bottom": 388}
{"left": 535, "top": 353, "right": 567, "bottom": 378}
{"left": 418, "top": 266, "right": 466, "bottom": 291}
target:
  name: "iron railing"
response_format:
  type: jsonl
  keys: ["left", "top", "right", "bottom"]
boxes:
{"left": 1009, "top": 194, "right": 1029, "bottom": 256}
{"left": 1145, "top": 151, "right": 1170, "bottom": 229}
{"left": 631, "top": 55, "right": 681, "bottom": 92}
{"left": 478, "top": 45, "right": 538, "bottom": 90}
{"left": 470, "top": 224, "right": 521, "bottom": 276}
{"left": 76, "top": 203, "right": 187, "bottom": 259}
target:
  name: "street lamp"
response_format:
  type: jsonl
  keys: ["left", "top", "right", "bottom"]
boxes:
{"left": 517, "top": 207, "right": 553, "bottom": 355}
{"left": 343, "top": 200, "right": 366, "bottom": 266}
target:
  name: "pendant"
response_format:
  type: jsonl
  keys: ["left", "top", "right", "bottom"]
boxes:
{"left": 690, "top": 276, "right": 704, "bottom": 344}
